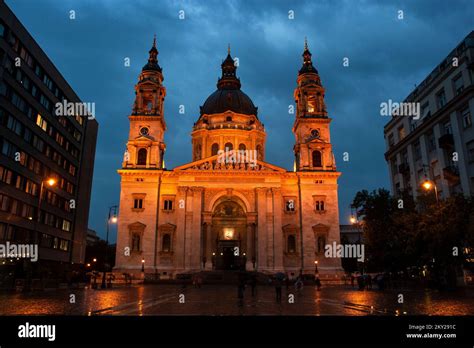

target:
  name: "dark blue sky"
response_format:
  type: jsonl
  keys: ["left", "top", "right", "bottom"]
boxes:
{"left": 7, "top": 0, "right": 473, "bottom": 241}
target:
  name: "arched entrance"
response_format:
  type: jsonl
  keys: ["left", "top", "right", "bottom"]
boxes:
{"left": 212, "top": 199, "right": 247, "bottom": 270}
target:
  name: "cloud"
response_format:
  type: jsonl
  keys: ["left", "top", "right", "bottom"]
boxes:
{"left": 6, "top": 0, "right": 473, "bottom": 238}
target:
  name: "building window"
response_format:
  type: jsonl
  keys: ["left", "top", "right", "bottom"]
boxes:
{"left": 312, "top": 150, "right": 322, "bottom": 167}
{"left": 238, "top": 143, "right": 246, "bottom": 151}
{"left": 131, "top": 233, "right": 141, "bottom": 252}
{"left": 388, "top": 133, "right": 395, "bottom": 147}
{"left": 427, "top": 132, "right": 436, "bottom": 152}
{"left": 316, "top": 235, "right": 326, "bottom": 254}
{"left": 137, "top": 148, "right": 147, "bottom": 165}
{"left": 133, "top": 199, "right": 143, "bottom": 210}
{"left": 453, "top": 75, "right": 464, "bottom": 95}
{"left": 467, "top": 141, "right": 474, "bottom": 162}
{"left": 226, "top": 116, "right": 232, "bottom": 122}
{"left": 397, "top": 126, "right": 406, "bottom": 141}
{"left": 315, "top": 200, "right": 325, "bottom": 211}
{"left": 285, "top": 199, "right": 295, "bottom": 212}
{"left": 391, "top": 159, "right": 397, "bottom": 175}
{"left": 413, "top": 141, "right": 421, "bottom": 160}
{"left": 59, "top": 239, "right": 69, "bottom": 251}
{"left": 211, "top": 143, "right": 219, "bottom": 156}
{"left": 436, "top": 89, "right": 446, "bottom": 109}
{"left": 444, "top": 121, "right": 452, "bottom": 135}
{"left": 224, "top": 142, "right": 233, "bottom": 152}
{"left": 162, "top": 234, "right": 171, "bottom": 252}
{"left": 62, "top": 220, "right": 71, "bottom": 232}
{"left": 163, "top": 199, "right": 173, "bottom": 211}
{"left": 461, "top": 107, "right": 471, "bottom": 128}
{"left": 287, "top": 235, "right": 296, "bottom": 253}
{"left": 36, "top": 114, "right": 47, "bottom": 132}
{"left": 421, "top": 102, "right": 430, "bottom": 119}
{"left": 0, "top": 23, "right": 5, "bottom": 37}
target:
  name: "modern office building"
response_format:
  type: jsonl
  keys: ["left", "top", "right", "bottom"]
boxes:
{"left": 384, "top": 31, "right": 474, "bottom": 200}
{"left": 0, "top": 0, "right": 98, "bottom": 279}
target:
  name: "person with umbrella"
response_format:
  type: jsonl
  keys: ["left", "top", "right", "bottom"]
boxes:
{"left": 274, "top": 272, "right": 285, "bottom": 303}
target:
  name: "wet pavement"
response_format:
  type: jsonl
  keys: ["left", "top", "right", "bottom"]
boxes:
{"left": 0, "top": 284, "right": 473, "bottom": 316}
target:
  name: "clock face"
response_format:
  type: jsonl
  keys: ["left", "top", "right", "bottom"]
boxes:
{"left": 311, "top": 129, "right": 320, "bottom": 138}
{"left": 140, "top": 127, "right": 149, "bottom": 136}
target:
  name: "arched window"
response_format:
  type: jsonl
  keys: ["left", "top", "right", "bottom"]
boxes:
{"left": 226, "top": 116, "right": 232, "bottom": 122}
{"left": 132, "top": 233, "right": 141, "bottom": 252}
{"left": 287, "top": 235, "right": 296, "bottom": 253}
{"left": 238, "top": 143, "right": 246, "bottom": 151}
{"left": 211, "top": 143, "right": 219, "bottom": 156}
{"left": 162, "top": 234, "right": 171, "bottom": 252}
{"left": 137, "top": 148, "right": 147, "bottom": 165}
{"left": 312, "top": 150, "right": 322, "bottom": 167}
{"left": 224, "top": 142, "right": 233, "bottom": 152}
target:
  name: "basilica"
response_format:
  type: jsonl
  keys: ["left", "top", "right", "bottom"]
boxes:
{"left": 114, "top": 38, "right": 343, "bottom": 278}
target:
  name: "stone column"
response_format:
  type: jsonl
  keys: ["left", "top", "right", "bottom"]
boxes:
{"left": 272, "top": 187, "right": 284, "bottom": 271}
{"left": 205, "top": 222, "right": 213, "bottom": 270}
{"left": 246, "top": 223, "right": 254, "bottom": 270}
{"left": 189, "top": 187, "right": 203, "bottom": 271}
{"left": 255, "top": 187, "right": 267, "bottom": 271}
{"left": 175, "top": 186, "right": 188, "bottom": 272}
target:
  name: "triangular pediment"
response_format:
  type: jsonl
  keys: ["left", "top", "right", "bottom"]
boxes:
{"left": 173, "top": 153, "right": 287, "bottom": 173}
{"left": 128, "top": 221, "right": 146, "bottom": 229}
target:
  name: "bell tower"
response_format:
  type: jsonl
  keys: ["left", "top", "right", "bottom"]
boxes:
{"left": 122, "top": 36, "right": 166, "bottom": 169}
{"left": 293, "top": 38, "right": 336, "bottom": 172}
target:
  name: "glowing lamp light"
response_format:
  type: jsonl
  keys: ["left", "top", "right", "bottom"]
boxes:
{"left": 111, "top": 216, "right": 118, "bottom": 223}
{"left": 46, "top": 178, "right": 56, "bottom": 186}
{"left": 422, "top": 180, "right": 432, "bottom": 190}
{"left": 314, "top": 260, "right": 318, "bottom": 265}
{"left": 93, "top": 258, "right": 97, "bottom": 262}
{"left": 141, "top": 259, "right": 145, "bottom": 263}
{"left": 350, "top": 216, "right": 357, "bottom": 224}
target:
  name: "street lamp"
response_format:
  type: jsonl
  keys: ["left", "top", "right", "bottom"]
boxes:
{"left": 25, "top": 177, "right": 57, "bottom": 292}
{"left": 141, "top": 258, "right": 145, "bottom": 272}
{"left": 101, "top": 205, "right": 118, "bottom": 289}
{"left": 421, "top": 164, "right": 439, "bottom": 205}
{"left": 314, "top": 260, "right": 319, "bottom": 274}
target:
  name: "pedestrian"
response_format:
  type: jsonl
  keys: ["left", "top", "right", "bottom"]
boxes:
{"left": 295, "top": 276, "right": 303, "bottom": 293}
{"left": 249, "top": 272, "right": 257, "bottom": 297}
{"left": 274, "top": 277, "right": 283, "bottom": 303}
{"left": 237, "top": 271, "right": 246, "bottom": 306}
{"left": 315, "top": 276, "right": 321, "bottom": 291}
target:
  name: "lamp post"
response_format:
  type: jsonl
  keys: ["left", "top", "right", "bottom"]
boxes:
{"left": 101, "top": 205, "right": 118, "bottom": 289}
{"left": 314, "top": 260, "right": 319, "bottom": 275}
{"left": 421, "top": 164, "right": 439, "bottom": 205}
{"left": 24, "top": 177, "right": 56, "bottom": 292}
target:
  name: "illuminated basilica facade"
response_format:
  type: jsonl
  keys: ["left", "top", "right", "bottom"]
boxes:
{"left": 114, "top": 38, "right": 342, "bottom": 277}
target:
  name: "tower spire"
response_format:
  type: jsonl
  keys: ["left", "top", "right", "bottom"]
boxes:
{"left": 217, "top": 45, "right": 240, "bottom": 90}
{"left": 142, "top": 35, "right": 162, "bottom": 72}
{"left": 304, "top": 36, "right": 308, "bottom": 51}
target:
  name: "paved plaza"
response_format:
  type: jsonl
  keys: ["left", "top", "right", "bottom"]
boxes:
{"left": 0, "top": 284, "right": 473, "bottom": 316}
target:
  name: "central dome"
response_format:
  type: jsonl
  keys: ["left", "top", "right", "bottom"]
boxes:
{"left": 200, "top": 89, "right": 257, "bottom": 116}
{"left": 199, "top": 46, "right": 258, "bottom": 117}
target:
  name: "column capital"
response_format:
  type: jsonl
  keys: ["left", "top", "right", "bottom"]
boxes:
{"left": 178, "top": 186, "right": 189, "bottom": 194}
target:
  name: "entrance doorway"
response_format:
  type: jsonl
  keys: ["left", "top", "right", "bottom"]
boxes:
{"left": 211, "top": 199, "right": 247, "bottom": 271}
